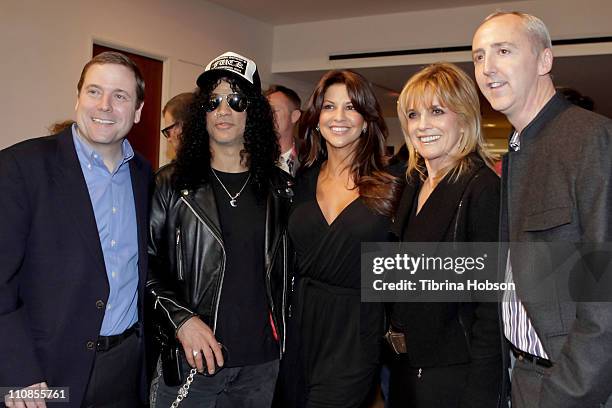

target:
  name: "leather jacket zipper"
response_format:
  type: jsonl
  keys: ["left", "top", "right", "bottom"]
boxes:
{"left": 176, "top": 227, "right": 184, "bottom": 281}
{"left": 281, "top": 234, "right": 288, "bottom": 355}
{"left": 265, "top": 227, "right": 287, "bottom": 356}
{"left": 180, "top": 196, "right": 226, "bottom": 334}
{"left": 453, "top": 173, "right": 480, "bottom": 241}
{"left": 453, "top": 200, "right": 463, "bottom": 241}
{"left": 458, "top": 312, "right": 471, "bottom": 348}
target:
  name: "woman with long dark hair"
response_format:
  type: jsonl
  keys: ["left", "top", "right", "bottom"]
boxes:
{"left": 388, "top": 62, "right": 503, "bottom": 407}
{"left": 283, "top": 70, "right": 400, "bottom": 407}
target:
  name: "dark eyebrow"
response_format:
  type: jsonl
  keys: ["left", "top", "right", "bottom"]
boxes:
{"left": 84, "top": 84, "right": 131, "bottom": 96}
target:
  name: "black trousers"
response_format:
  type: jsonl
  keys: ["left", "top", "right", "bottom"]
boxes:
{"left": 82, "top": 331, "right": 141, "bottom": 408}
{"left": 388, "top": 359, "right": 469, "bottom": 408}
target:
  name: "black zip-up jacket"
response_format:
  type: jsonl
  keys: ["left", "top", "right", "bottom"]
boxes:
{"left": 146, "top": 164, "right": 294, "bottom": 355}
{"left": 389, "top": 154, "right": 505, "bottom": 407}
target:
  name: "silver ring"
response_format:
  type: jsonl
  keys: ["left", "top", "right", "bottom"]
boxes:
{"left": 192, "top": 350, "right": 199, "bottom": 357}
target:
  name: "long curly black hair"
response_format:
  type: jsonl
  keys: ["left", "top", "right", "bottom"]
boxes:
{"left": 173, "top": 75, "right": 279, "bottom": 201}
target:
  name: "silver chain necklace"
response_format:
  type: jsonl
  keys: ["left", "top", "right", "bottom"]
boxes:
{"left": 211, "top": 168, "right": 251, "bottom": 207}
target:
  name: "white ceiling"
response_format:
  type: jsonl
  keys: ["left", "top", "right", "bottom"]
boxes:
{"left": 206, "top": 0, "right": 506, "bottom": 25}
{"left": 207, "top": 0, "right": 612, "bottom": 129}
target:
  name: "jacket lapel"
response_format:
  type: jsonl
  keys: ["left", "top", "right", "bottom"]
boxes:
{"left": 265, "top": 172, "right": 294, "bottom": 269}
{"left": 51, "top": 128, "right": 106, "bottom": 277}
{"left": 500, "top": 154, "right": 509, "bottom": 243}
{"left": 392, "top": 157, "right": 485, "bottom": 242}
{"left": 130, "top": 157, "right": 150, "bottom": 287}
{"left": 184, "top": 184, "right": 223, "bottom": 241}
{"left": 390, "top": 177, "right": 418, "bottom": 239}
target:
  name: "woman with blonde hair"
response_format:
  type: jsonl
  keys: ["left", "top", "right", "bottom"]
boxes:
{"left": 388, "top": 62, "right": 503, "bottom": 407}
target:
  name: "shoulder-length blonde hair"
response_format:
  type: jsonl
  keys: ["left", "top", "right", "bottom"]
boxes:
{"left": 397, "top": 62, "right": 495, "bottom": 182}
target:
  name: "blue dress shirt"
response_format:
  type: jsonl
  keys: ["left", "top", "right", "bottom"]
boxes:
{"left": 72, "top": 125, "right": 139, "bottom": 336}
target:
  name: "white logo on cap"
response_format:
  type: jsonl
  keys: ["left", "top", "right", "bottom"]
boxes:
{"left": 210, "top": 56, "right": 247, "bottom": 76}
{"left": 201, "top": 51, "right": 258, "bottom": 88}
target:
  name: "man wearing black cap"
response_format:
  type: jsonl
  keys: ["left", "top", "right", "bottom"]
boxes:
{"left": 148, "top": 51, "right": 293, "bottom": 407}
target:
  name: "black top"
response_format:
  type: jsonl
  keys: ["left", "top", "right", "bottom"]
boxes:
{"left": 391, "top": 154, "right": 499, "bottom": 243}
{"left": 406, "top": 184, "right": 420, "bottom": 230}
{"left": 211, "top": 169, "right": 278, "bottom": 367}
{"left": 289, "top": 166, "right": 391, "bottom": 288}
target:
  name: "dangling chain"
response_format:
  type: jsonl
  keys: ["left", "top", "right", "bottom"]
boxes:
{"left": 170, "top": 368, "right": 198, "bottom": 407}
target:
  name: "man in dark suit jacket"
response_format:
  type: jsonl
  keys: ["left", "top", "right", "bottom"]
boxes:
{"left": 0, "top": 52, "right": 151, "bottom": 407}
{"left": 473, "top": 11, "right": 612, "bottom": 408}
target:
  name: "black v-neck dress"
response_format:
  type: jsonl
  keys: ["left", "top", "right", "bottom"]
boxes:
{"left": 287, "top": 164, "right": 391, "bottom": 407}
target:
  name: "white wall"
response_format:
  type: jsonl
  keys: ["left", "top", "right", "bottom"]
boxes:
{"left": 4, "top": 0, "right": 611, "bottom": 158}
{"left": 272, "top": 0, "right": 612, "bottom": 73}
{"left": 0, "top": 0, "right": 274, "bottom": 163}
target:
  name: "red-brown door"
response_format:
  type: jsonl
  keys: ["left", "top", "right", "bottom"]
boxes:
{"left": 93, "top": 44, "right": 163, "bottom": 169}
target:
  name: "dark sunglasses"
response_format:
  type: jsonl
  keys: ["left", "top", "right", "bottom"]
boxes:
{"left": 161, "top": 122, "right": 178, "bottom": 138}
{"left": 204, "top": 93, "right": 249, "bottom": 113}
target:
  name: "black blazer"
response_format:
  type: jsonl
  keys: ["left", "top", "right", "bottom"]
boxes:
{"left": 389, "top": 154, "right": 503, "bottom": 407}
{"left": 0, "top": 128, "right": 151, "bottom": 407}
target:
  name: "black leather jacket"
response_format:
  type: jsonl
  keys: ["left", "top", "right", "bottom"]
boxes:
{"left": 147, "top": 164, "right": 294, "bottom": 355}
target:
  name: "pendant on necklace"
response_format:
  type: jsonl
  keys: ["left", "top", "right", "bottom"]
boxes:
{"left": 211, "top": 168, "right": 250, "bottom": 209}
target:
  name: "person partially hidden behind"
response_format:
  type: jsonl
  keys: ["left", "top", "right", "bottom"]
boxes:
{"left": 161, "top": 92, "right": 193, "bottom": 157}
{"left": 0, "top": 51, "right": 151, "bottom": 407}
{"left": 148, "top": 51, "right": 293, "bottom": 407}
{"left": 265, "top": 85, "right": 302, "bottom": 176}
